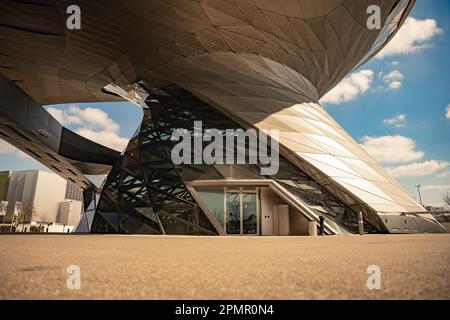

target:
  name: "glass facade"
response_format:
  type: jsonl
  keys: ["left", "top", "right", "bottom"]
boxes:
{"left": 242, "top": 193, "right": 257, "bottom": 235}
{"left": 226, "top": 192, "right": 241, "bottom": 235}
{"left": 91, "top": 84, "right": 378, "bottom": 235}
{"left": 196, "top": 188, "right": 225, "bottom": 227}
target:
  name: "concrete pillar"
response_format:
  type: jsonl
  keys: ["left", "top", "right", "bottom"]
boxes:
{"left": 308, "top": 220, "right": 317, "bottom": 236}
{"left": 358, "top": 211, "right": 364, "bottom": 235}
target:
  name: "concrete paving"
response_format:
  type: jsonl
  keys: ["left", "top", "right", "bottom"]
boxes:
{"left": 0, "top": 234, "right": 449, "bottom": 300}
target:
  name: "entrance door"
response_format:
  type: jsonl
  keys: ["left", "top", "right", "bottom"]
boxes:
{"left": 226, "top": 192, "right": 240, "bottom": 234}
{"left": 225, "top": 190, "right": 258, "bottom": 235}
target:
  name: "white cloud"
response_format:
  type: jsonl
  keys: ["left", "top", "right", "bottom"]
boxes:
{"left": 382, "top": 70, "right": 404, "bottom": 83}
{"left": 388, "top": 81, "right": 402, "bottom": 90}
{"left": 320, "top": 70, "right": 374, "bottom": 105}
{"left": 437, "top": 171, "right": 450, "bottom": 178}
{"left": 383, "top": 114, "right": 406, "bottom": 128}
{"left": 446, "top": 104, "right": 450, "bottom": 119}
{"left": 377, "top": 17, "right": 443, "bottom": 58}
{"left": 422, "top": 184, "right": 450, "bottom": 191}
{"left": 75, "top": 128, "right": 128, "bottom": 151}
{"left": 419, "top": 184, "right": 450, "bottom": 207}
{"left": 0, "top": 139, "right": 19, "bottom": 155}
{"left": 47, "top": 105, "right": 128, "bottom": 151}
{"left": 380, "top": 70, "right": 403, "bottom": 90}
{"left": 360, "top": 135, "right": 424, "bottom": 164}
{"left": 47, "top": 107, "right": 64, "bottom": 123}
{"left": 47, "top": 105, "right": 119, "bottom": 133}
{"left": 387, "top": 160, "right": 450, "bottom": 178}
{"left": 0, "top": 139, "right": 31, "bottom": 159}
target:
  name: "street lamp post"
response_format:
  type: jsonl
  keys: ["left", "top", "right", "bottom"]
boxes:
{"left": 415, "top": 185, "right": 423, "bottom": 206}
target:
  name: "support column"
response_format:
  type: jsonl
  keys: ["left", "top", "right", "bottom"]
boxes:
{"left": 308, "top": 220, "right": 317, "bottom": 236}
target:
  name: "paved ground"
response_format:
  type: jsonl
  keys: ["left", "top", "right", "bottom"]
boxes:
{"left": 0, "top": 234, "right": 449, "bottom": 300}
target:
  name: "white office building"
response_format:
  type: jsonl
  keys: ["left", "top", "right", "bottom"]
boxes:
{"left": 4, "top": 170, "right": 83, "bottom": 229}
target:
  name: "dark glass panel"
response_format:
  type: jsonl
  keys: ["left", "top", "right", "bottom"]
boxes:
{"left": 242, "top": 193, "right": 257, "bottom": 235}
{"left": 119, "top": 208, "right": 160, "bottom": 234}
{"left": 196, "top": 188, "right": 225, "bottom": 227}
{"left": 226, "top": 192, "right": 240, "bottom": 234}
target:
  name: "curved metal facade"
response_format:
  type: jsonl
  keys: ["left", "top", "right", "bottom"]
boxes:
{"left": 0, "top": 0, "right": 445, "bottom": 233}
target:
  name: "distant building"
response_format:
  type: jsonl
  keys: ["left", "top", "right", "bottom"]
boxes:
{"left": 65, "top": 181, "right": 83, "bottom": 202}
{"left": 5, "top": 170, "right": 66, "bottom": 222}
{"left": 426, "top": 206, "right": 446, "bottom": 212}
{"left": 0, "top": 171, "right": 10, "bottom": 201}
{"left": 0, "top": 170, "right": 83, "bottom": 230}
{"left": 0, "top": 171, "right": 10, "bottom": 218}
{"left": 57, "top": 200, "right": 83, "bottom": 226}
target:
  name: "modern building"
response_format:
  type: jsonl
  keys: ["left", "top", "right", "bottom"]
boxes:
{"left": 0, "top": 170, "right": 83, "bottom": 230}
{"left": 0, "top": 171, "right": 10, "bottom": 202}
{"left": 57, "top": 200, "right": 83, "bottom": 227}
{"left": 65, "top": 182, "right": 84, "bottom": 202}
{"left": 0, "top": 0, "right": 446, "bottom": 235}
{"left": 4, "top": 170, "right": 67, "bottom": 222}
{"left": 0, "top": 171, "right": 10, "bottom": 220}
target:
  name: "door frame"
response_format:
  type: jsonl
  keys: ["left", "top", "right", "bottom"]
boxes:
{"left": 224, "top": 187, "right": 259, "bottom": 236}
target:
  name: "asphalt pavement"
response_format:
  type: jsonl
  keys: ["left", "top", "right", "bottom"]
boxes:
{"left": 0, "top": 234, "right": 449, "bottom": 299}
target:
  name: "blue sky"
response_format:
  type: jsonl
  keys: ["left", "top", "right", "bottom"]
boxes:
{"left": 0, "top": 0, "right": 449, "bottom": 206}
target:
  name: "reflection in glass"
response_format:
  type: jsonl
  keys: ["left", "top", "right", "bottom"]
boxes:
{"left": 242, "top": 193, "right": 257, "bottom": 234}
{"left": 197, "top": 189, "right": 225, "bottom": 227}
{"left": 226, "top": 192, "right": 240, "bottom": 234}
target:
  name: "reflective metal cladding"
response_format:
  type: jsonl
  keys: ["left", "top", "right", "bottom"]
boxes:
{"left": 0, "top": 0, "right": 445, "bottom": 234}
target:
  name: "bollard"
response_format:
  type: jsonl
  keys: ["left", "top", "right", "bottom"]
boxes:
{"left": 308, "top": 220, "right": 318, "bottom": 236}
{"left": 358, "top": 211, "right": 364, "bottom": 235}
{"left": 319, "top": 216, "right": 325, "bottom": 235}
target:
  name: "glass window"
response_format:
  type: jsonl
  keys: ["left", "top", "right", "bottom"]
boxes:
{"left": 242, "top": 193, "right": 257, "bottom": 235}
{"left": 226, "top": 192, "right": 241, "bottom": 234}
{"left": 196, "top": 188, "right": 225, "bottom": 227}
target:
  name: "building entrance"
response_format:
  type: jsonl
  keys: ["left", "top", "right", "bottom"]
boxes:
{"left": 191, "top": 181, "right": 321, "bottom": 236}
{"left": 225, "top": 190, "right": 257, "bottom": 235}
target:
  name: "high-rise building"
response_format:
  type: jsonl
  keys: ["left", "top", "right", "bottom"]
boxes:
{"left": 0, "top": 0, "right": 446, "bottom": 235}
{"left": 57, "top": 200, "right": 83, "bottom": 227}
{"left": 0, "top": 171, "right": 10, "bottom": 202}
{"left": 65, "top": 182, "right": 84, "bottom": 202}
{"left": 4, "top": 170, "right": 67, "bottom": 223}
{"left": 1, "top": 170, "right": 82, "bottom": 227}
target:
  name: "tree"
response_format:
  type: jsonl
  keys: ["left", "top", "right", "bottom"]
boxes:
{"left": 32, "top": 210, "right": 48, "bottom": 223}
{"left": 444, "top": 192, "right": 450, "bottom": 210}
{"left": 15, "top": 202, "right": 35, "bottom": 232}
